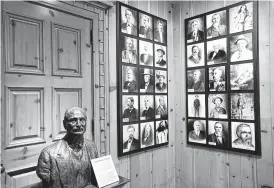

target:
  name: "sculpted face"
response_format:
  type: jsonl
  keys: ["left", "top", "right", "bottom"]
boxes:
{"left": 239, "top": 126, "right": 252, "bottom": 143}
{"left": 64, "top": 109, "right": 87, "bottom": 135}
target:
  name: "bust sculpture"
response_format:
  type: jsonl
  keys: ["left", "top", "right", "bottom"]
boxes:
{"left": 36, "top": 107, "right": 98, "bottom": 188}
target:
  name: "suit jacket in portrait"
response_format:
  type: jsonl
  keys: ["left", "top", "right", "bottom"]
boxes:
{"left": 156, "top": 82, "right": 167, "bottom": 92}
{"left": 139, "top": 26, "right": 153, "bottom": 40}
{"left": 122, "top": 50, "right": 137, "bottom": 64}
{"left": 124, "top": 80, "right": 137, "bottom": 92}
{"left": 208, "top": 133, "right": 228, "bottom": 147}
{"left": 140, "top": 54, "right": 153, "bottom": 66}
{"left": 123, "top": 138, "right": 140, "bottom": 151}
{"left": 188, "top": 130, "right": 206, "bottom": 141}
{"left": 206, "top": 25, "right": 227, "bottom": 38}
{"left": 156, "top": 59, "right": 166, "bottom": 67}
{"left": 122, "top": 108, "right": 138, "bottom": 121}
{"left": 187, "top": 30, "right": 204, "bottom": 41}
{"left": 188, "top": 55, "right": 201, "bottom": 65}
{"left": 210, "top": 107, "right": 227, "bottom": 118}
{"left": 208, "top": 49, "right": 227, "bottom": 62}
{"left": 140, "top": 83, "right": 154, "bottom": 93}
{"left": 142, "top": 134, "right": 153, "bottom": 146}
{"left": 121, "top": 23, "right": 137, "bottom": 35}
{"left": 154, "top": 31, "right": 166, "bottom": 43}
{"left": 233, "top": 138, "right": 254, "bottom": 149}
{"left": 188, "top": 80, "right": 204, "bottom": 92}
{"left": 142, "top": 107, "right": 154, "bottom": 120}
{"left": 156, "top": 105, "right": 168, "bottom": 119}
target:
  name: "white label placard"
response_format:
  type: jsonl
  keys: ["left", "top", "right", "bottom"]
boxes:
{"left": 91, "top": 155, "right": 119, "bottom": 188}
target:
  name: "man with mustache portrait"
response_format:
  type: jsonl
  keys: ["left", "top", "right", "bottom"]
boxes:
{"left": 123, "top": 125, "right": 140, "bottom": 152}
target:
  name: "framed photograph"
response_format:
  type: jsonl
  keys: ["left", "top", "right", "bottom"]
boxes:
{"left": 140, "top": 95, "right": 154, "bottom": 120}
{"left": 187, "top": 68, "right": 205, "bottom": 92}
{"left": 206, "top": 10, "right": 227, "bottom": 39}
{"left": 139, "top": 40, "right": 153, "bottom": 66}
{"left": 155, "top": 44, "right": 167, "bottom": 68}
{"left": 231, "top": 122, "right": 255, "bottom": 151}
{"left": 187, "top": 119, "right": 206, "bottom": 144}
{"left": 207, "top": 120, "right": 228, "bottom": 148}
{"left": 155, "top": 70, "right": 167, "bottom": 93}
{"left": 139, "top": 13, "right": 153, "bottom": 40}
{"left": 208, "top": 94, "right": 228, "bottom": 119}
{"left": 231, "top": 93, "right": 254, "bottom": 120}
{"left": 187, "top": 43, "right": 205, "bottom": 68}
{"left": 139, "top": 68, "right": 154, "bottom": 93}
{"left": 230, "top": 63, "right": 253, "bottom": 90}
{"left": 155, "top": 95, "right": 168, "bottom": 119}
{"left": 230, "top": 33, "right": 253, "bottom": 62}
{"left": 140, "top": 122, "right": 155, "bottom": 148}
{"left": 188, "top": 94, "right": 205, "bottom": 118}
{"left": 155, "top": 120, "right": 168, "bottom": 144}
{"left": 122, "top": 66, "right": 138, "bottom": 93}
{"left": 123, "top": 124, "right": 140, "bottom": 153}
{"left": 229, "top": 2, "right": 253, "bottom": 34}
{"left": 154, "top": 18, "right": 167, "bottom": 44}
{"left": 208, "top": 66, "right": 226, "bottom": 91}
{"left": 122, "top": 95, "right": 138, "bottom": 123}
{"left": 121, "top": 36, "right": 138, "bottom": 64}
{"left": 207, "top": 38, "right": 227, "bottom": 65}
{"left": 120, "top": 6, "right": 137, "bottom": 36}
{"left": 186, "top": 17, "right": 205, "bottom": 43}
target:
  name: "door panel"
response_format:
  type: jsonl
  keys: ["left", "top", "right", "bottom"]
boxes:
{"left": 2, "top": 1, "right": 95, "bottom": 187}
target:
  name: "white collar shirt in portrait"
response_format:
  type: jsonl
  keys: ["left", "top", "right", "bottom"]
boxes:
{"left": 231, "top": 48, "right": 253, "bottom": 62}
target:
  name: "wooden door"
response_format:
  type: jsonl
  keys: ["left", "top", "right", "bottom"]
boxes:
{"left": 1, "top": 1, "right": 96, "bottom": 187}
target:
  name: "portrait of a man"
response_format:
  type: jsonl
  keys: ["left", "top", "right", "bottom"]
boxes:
{"left": 139, "top": 41, "right": 153, "bottom": 66}
{"left": 207, "top": 38, "right": 227, "bottom": 64}
{"left": 123, "top": 124, "right": 140, "bottom": 153}
{"left": 140, "top": 95, "right": 154, "bottom": 120}
{"left": 141, "top": 122, "right": 154, "bottom": 148}
{"left": 155, "top": 45, "right": 167, "bottom": 68}
{"left": 122, "top": 37, "right": 137, "bottom": 64}
{"left": 155, "top": 70, "right": 167, "bottom": 93}
{"left": 209, "top": 67, "right": 226, "bottom": 91}
{"left": 208, "top": 121, "right": 228, "bottom": 148}
{"left": 121, "top": 7, "right": 137, "bottom": 35}
{"left": 123, "top": 66, "right": 137, "bottom": 93}
{"left": 156, "top": 120, "right": 168, "bottom": 144}
{"left": 154, "top": 19, "right": 166, "bottom": 43}
{"left": 232, "top": 123, "right": 255, "bottom": 151}
{"left": 230, "top": 34, "right": 253, "bottom": 62}
{"left": 187, "top": 18, "right": 205, "bottom": 43}
{"left": 209, "top": 95, "right": 227, "bottom": 119}
{"left": 188, "top": 69, "right": 205, "bottom": 92}
{"left": 231, "top": 93, "right": 254, "bottom": 120}
{"left": 155, "top": 95, "right": 168, "bottom": 119}
{"left": 122, "top": 96, "right": 138, "bottom": 122}
{"left": 140, "top": 68, "right": 154, "bottom": 93}
{"left": 188, "top": 94, "right": 205, "bottom": 118}
{"left": 206, "top": 11, "right": 227, "bottom": 38}
{"left": 187, "top": 43, "right": 204, "bottom": 67}
{"left": 188, "top": 119, "right": 206, "bottom": 144}
{"left": 139, "top": 13, "right": 153, "bottom": 40}
{"left": 230, "top": 63, "right": 254, "bottom": 90}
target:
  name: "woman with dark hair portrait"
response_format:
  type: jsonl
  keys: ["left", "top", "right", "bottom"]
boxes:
{"left": 142, "top": 123, "right": 153, "bottom": 147}
{"left": 233, "top": 4, "right": 253, "bottom": 32}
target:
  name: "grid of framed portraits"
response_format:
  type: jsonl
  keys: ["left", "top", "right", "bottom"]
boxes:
{"left": 185, "top": 1, "right": 261, "bottom": 155}
{"left": 117, "top": 2, "right": 168, "bottom": 157}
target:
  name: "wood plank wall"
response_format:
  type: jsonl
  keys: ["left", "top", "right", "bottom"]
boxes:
{"left": 173, "top": 1, "right": 274, "bottom": 188}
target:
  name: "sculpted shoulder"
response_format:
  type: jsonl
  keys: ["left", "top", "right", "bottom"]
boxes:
{"left": 40, "top": 140, "right": 63, "bottom": 156}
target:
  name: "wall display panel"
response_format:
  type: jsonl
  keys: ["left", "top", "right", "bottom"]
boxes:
{"left": 117, "top": 2, "right": 168, "bottom": 157}
{"left": 185, "top": 1, "right": 260, "bottom": 155}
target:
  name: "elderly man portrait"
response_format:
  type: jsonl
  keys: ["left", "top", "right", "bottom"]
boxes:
{"left": 141, "top": 96, "right": 154, "bottom": 120}
{"left": 142, "top": 123, "right": 154, "bottom": 147}
{"left": 188, "top": 120, "right": 206, "bottom": 142}
{"left": 36, "top": 107, "right": 98, "bottom": 188}
{"left": 208, "top": 42, "right": 227, "bottom": 63}
{"left": 155, "top": 71, "right": 167, "bottom": 92}
{"left": 208, "top": 122, "right": 228, "bottom": 148}
{"left": 122, "top": 97, "right": 138, "bottom": 122}
{"left": 233, "top": 123, "right": 254, "bottom": 150}
{"left": 121, "top": 8, "right": 137, "bottom": 35}
{"left": 188, "top": 45, "right": 202, "bottom": 66}
{"left": 154, "top": 19, "right": 166, "bottom": 43}
{"left": 210, "top": 96, "right": 227, "bottom": 118}
{"left": 139, "top": 14, "right": 153, "bottom": 40}
{"left": 155, "top": 46, "right": 166, "bottom": 67}
{"left": 140, "top": 42, "right": 153, "bottom": 66}
{"left": 123, "top": 67, "right": 137, "bottom": 92}
{"left": 209, "top": 67, "right": 226, "bottom": 91}
{"left": 156, "top": 96, "right": 168, "bottom": 119}
{"left": 123, "top": 125, "right": 140, "bottom": 152}
{"left": 188, "top": 69, "right": 205, "bottom": 92}
{"left": 122, "top": 37, "right": 137, "bottom": 64}
{"left": 140, "top": 68, "right": 154, "bottom": 93}
{"left": 207, "top": 13, "right": 227, "bottom": 38}
{"left": 187, "top": 19, "right": 204, "bottom": 42}
{"left": 156, "top": 121, "right": 168, "bottom": 144}
{"left": 231, "top": 35, "right": 253, "bottom": 62}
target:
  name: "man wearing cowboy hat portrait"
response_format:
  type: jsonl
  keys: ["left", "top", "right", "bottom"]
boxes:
{"left": 155, "top": 71, "right": 167, "bottom": 93}
{"left": 231, "top": 34, "right": 253, "bottom": 62}
{"left": 209, "top": 95, "right": 227, "bottom": 118}
{"left": 139, "top": 41, "right": 153, "bottom": 66}
{"left": 140, "top": 68, "right": 154, "bottom": 93}
{"left": 155, "top": 45, "right": 167, "bottom": 68}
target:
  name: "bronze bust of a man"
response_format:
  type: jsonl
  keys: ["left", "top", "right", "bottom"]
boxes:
{"left": 36, "top": 107, "right": 98, "bottom": 188}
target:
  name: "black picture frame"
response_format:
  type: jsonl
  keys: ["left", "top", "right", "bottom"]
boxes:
{"left": 117, "top": 2, "right": 168, "bottom": 157}
{"left": 185, "top": 1, "right": 261, "bottom": 156}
